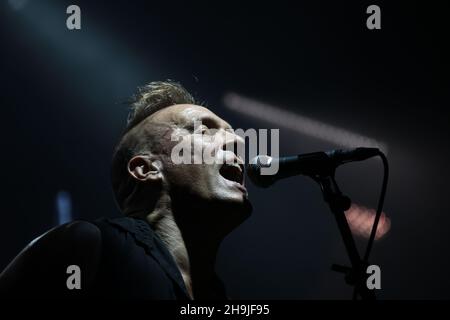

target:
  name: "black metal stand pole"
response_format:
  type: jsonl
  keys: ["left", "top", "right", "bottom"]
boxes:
{"left": 316, "top": 175, "right": 376, "bottom": 300}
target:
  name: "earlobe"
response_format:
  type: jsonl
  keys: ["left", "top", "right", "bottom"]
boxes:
{"left": 127, "top": 155, "right": 163, "bottom": 182}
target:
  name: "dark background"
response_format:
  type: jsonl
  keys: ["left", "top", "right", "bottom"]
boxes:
{"left": 1, "top": 0, "right": 449, "bottom": 299}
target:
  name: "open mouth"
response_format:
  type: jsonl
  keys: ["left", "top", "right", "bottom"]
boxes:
{"left": 219, "top": 163, "right": 244, "bottom": 185}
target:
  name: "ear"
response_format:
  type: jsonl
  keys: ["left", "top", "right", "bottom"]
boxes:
{"left": 127, "top": 155, "right": 163, "bottom": 183}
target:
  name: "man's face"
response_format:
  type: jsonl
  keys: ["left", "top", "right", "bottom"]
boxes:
{"left": 149, "top": 104, "right": 252, "bottom": 222}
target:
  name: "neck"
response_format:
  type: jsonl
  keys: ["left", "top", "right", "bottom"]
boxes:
{"left": 137, "top": 196, "right": 223, "bottom": 299}
{"left": 181, "top": 225, "right": 222, "bottom": 299}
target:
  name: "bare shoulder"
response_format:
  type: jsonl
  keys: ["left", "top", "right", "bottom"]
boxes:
{"left": 0, "top": 221, "right": 102, "bottom": 296}
{"left": 20, "top": 220, "right": 102, "bottom": 257}
{"left": 37, "top": 220, "right": 101, "bottom": 245}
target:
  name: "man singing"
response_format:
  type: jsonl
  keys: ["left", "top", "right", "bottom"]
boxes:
{"left": 0, "top": 81, "right": 252, "bottom": 299}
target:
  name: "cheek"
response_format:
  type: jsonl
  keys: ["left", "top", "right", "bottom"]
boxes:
{"left": 166, "top": 164, "right": 216, "bottom": 190}
{"left": 195, "top": 133, "right": 225, "bottom": 163}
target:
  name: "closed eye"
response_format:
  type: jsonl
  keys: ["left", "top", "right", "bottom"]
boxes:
{"left": 200, "top": 116, "right": 232, "bottom": 131}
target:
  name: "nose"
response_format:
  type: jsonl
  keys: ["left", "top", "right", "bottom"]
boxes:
{"left": 220, "top": 129, "right": 245, "bottom": 162}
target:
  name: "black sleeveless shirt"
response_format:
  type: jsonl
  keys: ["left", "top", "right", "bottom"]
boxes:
{"left": 0, "top": 217, "right": 227, "bottom": 299}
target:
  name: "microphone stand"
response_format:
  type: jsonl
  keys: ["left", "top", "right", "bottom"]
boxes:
{"left": 314, "top": 174, "right": 376, "bottom": 300}
{"left": 249, "top": 148, "right": 388, "bottom": 299}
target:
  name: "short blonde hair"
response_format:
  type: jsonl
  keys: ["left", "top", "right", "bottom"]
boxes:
{"left": 126, "top": 80, "right": 195, "bottom": 132}
{"left": 111, "top": 80, "right": 195, "bottom": 211}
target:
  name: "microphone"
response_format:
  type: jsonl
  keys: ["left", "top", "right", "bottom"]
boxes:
{"left": 246, "top": 147, "right": 380, "bottom": 188}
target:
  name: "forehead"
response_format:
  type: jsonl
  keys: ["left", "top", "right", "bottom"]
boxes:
{"left": 149, "top": 104, "right": 232, "bottom": 128}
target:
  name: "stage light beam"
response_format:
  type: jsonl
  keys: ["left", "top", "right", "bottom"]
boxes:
{"left": 223, "top": 92, "right": 388, "bottom": 153}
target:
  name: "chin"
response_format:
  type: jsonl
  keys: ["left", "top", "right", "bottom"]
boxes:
{"left": 197, "top": 197, "right": 253, "bottom": 237}
{"left": 222, "top": 196, "right": 253, "bottom": 221}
